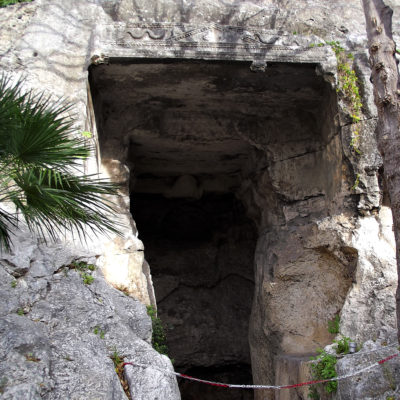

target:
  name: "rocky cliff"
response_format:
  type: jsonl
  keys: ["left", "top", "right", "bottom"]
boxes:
{"left": 1, "top": 1, "right": 400, "bottom": 399}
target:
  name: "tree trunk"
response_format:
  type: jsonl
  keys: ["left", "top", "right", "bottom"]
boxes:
{"left": 362, "top": 0, "right": 400, "bottom": 341}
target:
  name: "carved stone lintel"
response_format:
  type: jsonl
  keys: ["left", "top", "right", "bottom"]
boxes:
{"left": 97, "top": 22, "right": 335, "bottom": 69}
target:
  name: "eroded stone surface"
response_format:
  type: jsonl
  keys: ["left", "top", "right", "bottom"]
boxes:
{"left": 0, "top": 229, "right": 179, "bottom": 400}
{"left": 337, "top": 341, "right": 400, "bottom": 400}
{"left": 340, "top": 206, "right": 398, "bottom": 344}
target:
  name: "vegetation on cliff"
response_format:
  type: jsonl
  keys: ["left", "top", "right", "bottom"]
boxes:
{"left": 0, "top": 0, "right": 32, "bottom": 7}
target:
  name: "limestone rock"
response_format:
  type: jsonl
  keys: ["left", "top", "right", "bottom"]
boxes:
{"left": 340, "top": 206, "right": 398, "bottom": 344}
{"left": 337, "top": 341, "right": 400, "bottom": 400}
{"left": 0, "top": 229, "right": 179, "bottom": 400}
{"left": 125, "top": 359, "right": 180, "bottom": 400}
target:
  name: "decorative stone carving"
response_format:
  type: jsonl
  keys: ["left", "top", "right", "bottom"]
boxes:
{"left": 95, "top": 22, "right": 336, "bottom": 68}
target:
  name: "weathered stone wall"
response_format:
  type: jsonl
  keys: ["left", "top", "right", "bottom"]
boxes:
{"left": 1, "top": 1, "right": 400, "bottom": 399}
{"left": 0, "top": 223, "right": 180, "bottom": 399}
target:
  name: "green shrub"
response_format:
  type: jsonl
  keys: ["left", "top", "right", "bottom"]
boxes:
{"left": 314, "top": 41, "right": 363, "bottom": 155}
{"left": 146, "top": 305, "right": 169, "bottom": 356}
{"left": 110, "top": 348, "right": 123, "bottom": 367}
{"left": 308, "top": 386, "right": 320, "bottom": 399}
{"left": 81, "top": 273, "right": 94, "bottom": 285}
{"left": 309, "top": 350, "right": 338, "bottom": 397}
{"left": 70, "top": 261, "right": 95, "bottom": 272}
{"left": 69, "top": 261, "right": 96, "bottom": 285}
{"left": 93, "top": 326, "right": 105, "bottom": 339}
{"left": 328, "top": 315, "right": 340, "bottom": 334}
{"left": 334, "top": 336, "right": 351, "bottom": 354}
{"left": 110, "top": 349, "right": 132, "bottom": 399}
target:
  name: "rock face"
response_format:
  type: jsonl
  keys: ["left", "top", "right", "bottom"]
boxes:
{"left": 336, "top": 341, "right": 400, "bottom": 400}
{"left": 0, "top": 228, "right": 180, "bottom": 400}
{"left": 1, "top": 0, "right": 400, "bottom": 399}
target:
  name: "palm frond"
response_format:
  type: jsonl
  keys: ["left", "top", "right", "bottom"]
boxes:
{"left": 0, "top": 74, "right": 89, "bottom": 170}
{"left": 0, "top": 208, "right": 18, "bottom": 251}
{"left": 0, "top": 75, "right": 26, "bottom": 159}
{"left": 0, "top": 74, "right": 123, "bottom": 248}
{"left": 12, "top": 167, "right": 121, "bottom": 241}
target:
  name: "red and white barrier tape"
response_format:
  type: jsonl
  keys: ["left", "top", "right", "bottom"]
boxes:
{"left": 123, "top": 350, "right": 399, "bottom": 391}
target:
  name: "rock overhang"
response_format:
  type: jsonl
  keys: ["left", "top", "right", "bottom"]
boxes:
{"left": 90, "top": 58, "right": 337, "bottom": 198}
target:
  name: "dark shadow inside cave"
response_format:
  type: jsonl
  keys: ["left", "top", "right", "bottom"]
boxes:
{"left": 132, "top": 192, "right": 256, "bottom": 400}
{"left": 89, "top": 58, "right": 335, "bottom": 400}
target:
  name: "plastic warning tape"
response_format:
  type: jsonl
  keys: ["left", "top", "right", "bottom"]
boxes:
{"left": 123, "top": 351, "right": 399, "bottom": 391}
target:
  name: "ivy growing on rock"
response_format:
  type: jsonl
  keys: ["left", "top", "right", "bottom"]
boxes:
{"left": 328, "top": 41, "right": 363, "bottom": 156}
{"left": 312, "top": 41, "right": 363, "bottom": 156}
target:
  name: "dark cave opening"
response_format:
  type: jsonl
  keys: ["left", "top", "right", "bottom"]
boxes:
{"left": 178, "top": 365, "right": 254, "bottom": 400}
{"left": 131, "top": 192, "right": 257, "bottom": 400}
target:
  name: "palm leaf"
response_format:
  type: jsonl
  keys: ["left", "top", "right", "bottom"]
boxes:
{"left": 11, "top": 167, "right": 121, "bottom": 242}
{"left": 0, "top": 74, "right": 122, "bottom": 249}
{"left": 0, "top": 76, "right": 26, "bottom": 159}
{"left": 0, "top": 208, "right": 18, "bottom": 250}
{"left": 0, "top": 75, "right": 89, "bottom": 170}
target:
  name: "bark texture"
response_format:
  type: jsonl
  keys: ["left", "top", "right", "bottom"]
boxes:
{"left": 362, "top": 0, "right": 400, "bottom": 340}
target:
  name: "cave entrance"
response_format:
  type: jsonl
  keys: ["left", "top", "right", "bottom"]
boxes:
{"left": 89, "top": 59, "right": 336, "bottom": 400}
{"left": 133, "top": 192, "right": 256, "bottom": 400}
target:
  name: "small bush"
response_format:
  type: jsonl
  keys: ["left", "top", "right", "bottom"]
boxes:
{"left": 323, "top": 40, "right": 363, "bottom": 155}
{"left": 146, "top": 305, "right": 169, "bottom": 356}
{"left": 328, "top": 315, "right": 340, "bottom": 334}
{"left": 111, "top": 348, "right": 123, "bottom": 367}
{"left": 334, "top": 336, "right": 351, "bottom": 354}
{"left": 110, "top": 348, "right": 132, "bottom": 399}
{"left": 81, "top": 273, "right": 94, "bottom": 285}
{"left": 93, "top": 326, "right": 105, "bottom": 339}
{"left": 308, "top": 386, "right": 320, "bottom": 399}
{"left": 309, "top": 350, "right": 338, "bottom": 397}
{"left": 69, "top": 261, "right": 96, "bottom": 285}
{"left": 70, "top": 261, "right": 96, "bottom": 272}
